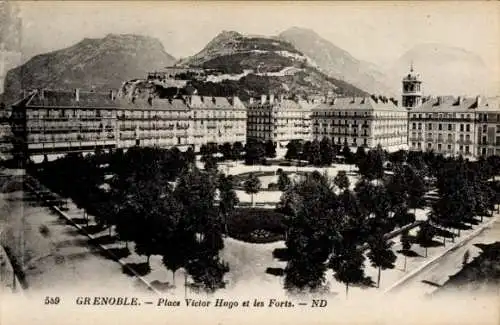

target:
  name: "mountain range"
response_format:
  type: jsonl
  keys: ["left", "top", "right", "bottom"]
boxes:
{"left": 386, "top": 43, "right": 493, "bottom": 96}
{"left": 278, "top": 27, "right": 394, "bottom": 96}
{"left": 2, "top": 34, "right": 176, "bottom": 104}
{"left": 1, "top": 27, "right": 495, "bottom": 104}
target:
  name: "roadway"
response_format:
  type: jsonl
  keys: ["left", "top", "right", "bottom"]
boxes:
{"left": 389, "top": 212, "right": 500, "bottom": 297}
{"left": 0, "top": 169, "right": 150, "bottom": 296}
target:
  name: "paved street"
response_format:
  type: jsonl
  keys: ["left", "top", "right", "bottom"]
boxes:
{"left": 389, "top": 213, "right": 500, "bottom": 297}
{"left": 0, "top": 171, "right": 150, "bottom": 296}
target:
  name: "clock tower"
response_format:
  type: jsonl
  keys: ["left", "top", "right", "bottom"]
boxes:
{"left": 401, "top": 63, "right": 422, "bottom": 110}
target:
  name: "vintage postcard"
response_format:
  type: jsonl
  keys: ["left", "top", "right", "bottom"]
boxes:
{"left": 0, "top": 1, "right": 499, "bottom": 324}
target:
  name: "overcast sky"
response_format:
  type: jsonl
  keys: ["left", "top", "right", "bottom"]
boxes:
{"left": 16, "top": 1, "right": 497, "bottom": 65}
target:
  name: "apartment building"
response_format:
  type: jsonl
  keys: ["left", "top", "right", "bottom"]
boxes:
{"left": 246, "top": 94, "right": 312, "bottom": 148}
{"left": 311, "top": 96, "right": 408, "bottom": 152}
{"left": 187, "top": 95, "right": 247, "bottom": 150}
{"left": 407, "top": 96, "right": 494, "bottom": 157}
{"left": 10, "top": 89, "right": 247, "bottom": 157}
{"left": 475, "top": 97, "right": 500, "bottom": 157}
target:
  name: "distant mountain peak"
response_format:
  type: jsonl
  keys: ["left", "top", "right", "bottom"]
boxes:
{"left": 279, "top": 27, "right": 394, "bottom": 95}
{"left": 3, "top": 34, "right": 176, "bottom": 104}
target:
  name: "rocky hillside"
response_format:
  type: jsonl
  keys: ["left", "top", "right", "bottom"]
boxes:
{"left": 278, "top": 27, "right": 394, "bottom": 96}
{"left": 175, "top": 30, "right": 368, "bottom": 99}
{"left": 3, "top": 34, "right": 176, "bottom": 104}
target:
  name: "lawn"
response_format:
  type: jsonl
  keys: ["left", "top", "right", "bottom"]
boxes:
{"left": 227, "top": 208, "right": 287, "bottom": 244}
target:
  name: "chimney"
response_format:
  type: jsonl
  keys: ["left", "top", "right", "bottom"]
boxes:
{"left": 261, "top": 94, "right": 267, "bottom": 105}
{"left": 332, "top": 98, "right": 336, "bottom": 105}
{"left": 476, "top": 96, "right": 482, "bottom": 107}
{"left": 109, "top": 89, "right": 115, "bottom": 100}
{"left": 457, "top": 96, "right": 462, "bottom": 105}
{"left": 437, "top": 96, "right": 443, "bottom": 105}
{"left": 40, "top": 89, "right": 45, "bottom": 99}
{"left": 269, "top": 94, "right": 275, "bottom": 104}
{"left": 249, "top": 97, "right": 254, "bottom": 105}
{"left": 75, "top": 88, "right": 80, "bottom": 102}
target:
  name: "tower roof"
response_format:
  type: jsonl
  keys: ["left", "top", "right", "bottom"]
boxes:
{"left": 403, "top": 62, "right": 421, "bottom": 82}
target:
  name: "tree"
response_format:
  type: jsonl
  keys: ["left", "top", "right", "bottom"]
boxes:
{"left": 220, "top": 142, "right": 233, "bottom": 161}
{"left": 358, "top": 147, "right": 384, "bottom": 181}
{"left": 184, "top": 147, "right": 196, "bottom": 165}
{"left": 367, "top": 235, "right": 397, "bottom": 288}
{"left": 244, "top": 173, "right": 261, "bottom": 206}
{"left": 334, "top": 170, "right": 350, "bottom": 191}
{"left": 203, "top": 155, "right": 218, "bottom": 173}
{"left": 320, "top": 136, "right": 334, "bottom": 166}
{"left": 416, "top": 222, "right": 436, "bottom": 257}
{"left": 354, "top": 146, "right": 366, "bottom": 167}
{"left": 186, "top": 252, "right": 229, "bottom": 293}
{"left": 277, "top": 172, "right": 292, "bottom": 191}
{"left": 301, "top": 141, "right": 312, "bottom": 163}
{"left": 308, "top": 139, "right": 322, "bottom": 166}
{"left": 244, "top": 141, "right": 265, "bottom": 165}
{"left": 400, "top": 230, "right": 412, "bottom": 271}
{"left": 283, "top": 173, "right": 339, "bottom": 293}
{"left": 404, "top": 165, "right": 426, "bottom": 214}
{"left": 232, "top": 141, "right": 244, "bottom": 160}
{"left": 329, "top": 243, "right": 365, "bottom": 298}
{"left": 341, "top": 144, "right": 353, "bottom": 164}
{"left": 264, "top": 140, "right": 276, "bottom": 158}
{"left": 161, "top": 231, "right": 196, "bottom": 287}
{"left": 285, "top": 140, "right": 301, "bottom": 161}
{"left": 218, "top": 174, "right": 239, "bottom": 234}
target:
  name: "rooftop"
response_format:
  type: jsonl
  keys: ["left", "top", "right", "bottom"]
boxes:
{"left": 411, "top": 96, "right": 492, "bottom": 112}
{"left": 312, "top": 96, "right": 403, "bottom": 111}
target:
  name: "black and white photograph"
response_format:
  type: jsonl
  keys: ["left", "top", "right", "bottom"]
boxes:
{"left": 0, "top": 1, "right": 499, "bottom": 324}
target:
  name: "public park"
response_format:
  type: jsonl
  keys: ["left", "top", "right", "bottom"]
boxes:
{"left": 1, "top": 139, "right": 500, "bottom": 299}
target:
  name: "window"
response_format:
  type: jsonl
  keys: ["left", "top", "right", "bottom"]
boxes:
{"left": 448, "top": 145, "right": 451, "bottom": 150}
{"left": 427, "top": 143, "right": 432, "bottom": 149}
{"left": 466, "top": 124, "right": 470, "bottom": 132}
{"left": 482, "top": 136, "right": 487, "bottom": 145}
{"left": 428, "top": 123, "right": 432, "bottom": 130}
{"left": 418, "top": 123, "right": 422, "bottom": 130}
{"left": 438, "top": 143, "right": 442, "bottom": 151}
{"left": 412, "top": 123, "right": 416, "bottom": 130}
{"left": 466, "top": 135, "right": 470, "bottom": 142}
{"left": 448, "top": 124, "right": 452, "bottom": 131}
{"left": 460, "top": 124, "right": 464, "bottom": 132}
{"left": 465, "top": 146, "right": 470, "bottom": 154}
{"left": 438, "top": 124, "right": 442, "bottom": 130}
{"left": 484, "top": 125, "right": 488, "bottom": 133}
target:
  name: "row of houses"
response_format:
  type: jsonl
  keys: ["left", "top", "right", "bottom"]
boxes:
{"left": 7, "top": 88, "right": 500, "bottom": 159}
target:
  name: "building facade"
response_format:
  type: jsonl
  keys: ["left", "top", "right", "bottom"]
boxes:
{"left": 10, "top": 89, "right": 247, "bottom": 157}
{"left": 311, "top": 96, "right": 408, "bottom": 152}
{"left": 408, "top": 96, "right": 483, "bottom": 157}
{"left": 475, "top": 97, "right": 500, "bottom": 157}
{"left": 403, "top": 65, "right": 500, "bottom": 158}
{"left": 246, "top": 94, "right": 312, "bottom": 147}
